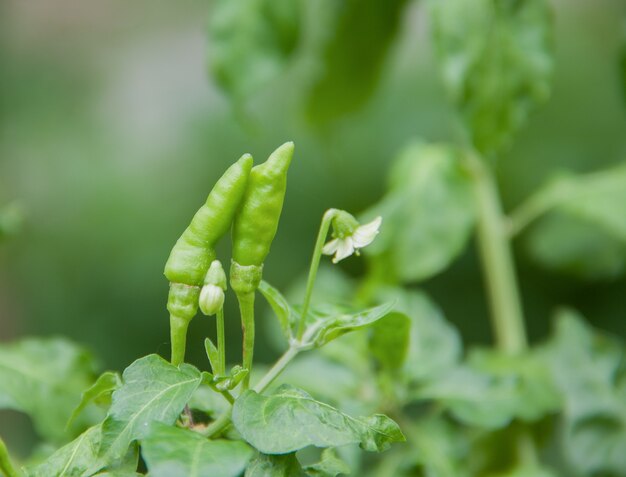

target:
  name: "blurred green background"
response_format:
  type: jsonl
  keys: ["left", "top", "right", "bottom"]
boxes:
{"left": 0, "top": 0, "right": 625, "bottom": 446}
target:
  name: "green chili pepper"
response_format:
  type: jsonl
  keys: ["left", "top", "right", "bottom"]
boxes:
{"left": 230, "top": 141, "right": 294, "bottom": 387}
{"left": 166, "top": 154, "right": 253, "bottom": 366}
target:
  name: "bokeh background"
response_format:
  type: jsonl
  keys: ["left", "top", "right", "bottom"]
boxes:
{"left": 1, "top": 0, "right": 625, "bottom": 456}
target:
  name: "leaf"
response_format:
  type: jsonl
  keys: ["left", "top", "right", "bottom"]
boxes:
{"left": 304, "top": 302, "right": 394, "bottom": 348}
{"left": 525, "top": 163, "right": 626, "bottom": 279}
{"left": 0, "top": 337, "right": 97, "bottom": 442}
{"left": 245, "top": 453, "right": 304, "bottom": 477}
{"left": 305, "top": 0, "right": 408, "bottom": 123}
{"left": 259, "top": 280, "right": 298, "bottom": 340}
{"left": 363, "top": 142, "right": 475, "bottom": 283}
{"left": 0, "top": 201, "right": 23, "bottom": 241}
{"left": 209, "top": 0, "right": 301, "bottom": 104}
{"left": 303, "top": 448, "right": 351, "bottom": 477}
{"left": 99, "top": 354, "right": 202, "bottom": 463}
{"left": 141, "top": 423, "right": 253, "bottom": 477}
{"left": 68, "top": 371, "right": 122, "bottom": 429}
{"left": 369, "top": 312, "right": 411, "bottom": 371}
{"left": 188, "top": 383, "right": 230, "bottom": 418}
{"left": 544, "top": 309, "right": 626, "bottom": 476}
{"left": 431, "top": 0, "right": 553, "bottom": 155}
{"left": 27, "top": 424, "right": 104, "bottom": 477}
{"left": 204, "top": 338, "right": 220, "bottom": 375}
{"left": 232, "top": 384, "right": 404, "bottom": 454}
{"left": 377, "top": 287, "right": 461, "bottom": 383}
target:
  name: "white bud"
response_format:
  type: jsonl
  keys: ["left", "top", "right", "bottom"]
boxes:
{"left": 199, "top": 284, "right": 225, "bottom": 316}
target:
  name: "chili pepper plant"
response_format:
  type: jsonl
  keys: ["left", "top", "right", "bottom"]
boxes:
{"left": 1, "top": 0, "right": 626, "bottom": 476}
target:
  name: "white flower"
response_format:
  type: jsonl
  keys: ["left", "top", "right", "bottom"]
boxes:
{"left": 322, "top": 216, "right": 382, "bottom": 263}
{"left": 199, "top": 284, "right": 225, "bottom": 316}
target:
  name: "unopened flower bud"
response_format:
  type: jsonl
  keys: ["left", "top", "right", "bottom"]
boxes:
{"left": 199, "top": 284, "right": 225, "bottom": 316}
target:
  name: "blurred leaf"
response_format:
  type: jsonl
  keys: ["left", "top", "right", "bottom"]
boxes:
{"left": 369, "top": 312, "right": 410, "bottom": 371}
{"left": 141, "top": 423, "right": 253, "bottom": 477}
{"left": 188, "top": 382, "right": 230, "bottom": 418}
{"left": 303, "top": 448, "right": 351, "bottom": 477}
{"left": 363, "top": 142, "right": 475, "bottom": 283}
{"left": 431, "top": 0, "right": 553, "bottom": 155}
{"left": 99, "top": 355, "right": 202, "bottom": 463}
{"left": 0, "top": 202, "right": 23, "bottom": 241}
{"left": 28, "top": 424, "right": 104, "bottom": 477}
{"left": 245, "top": 453, "right": 304, "bottom": 477}
{"left": 0, "top": 337, "right": 96, "bottom": 442}
{"left": 304, "top": 302, "right": 394, "bottom": 348}
{"left": 544, "top": 309, "right": 626, "bottom": 476}
{"left": 377, "top": 287, "right": 461, "bottom": 383}
{"left": 524, "top": 163, "right": 626, "bottom": 279}
{"left": 232, "top": 384, "right": 404, "bottom": 454}
{"left": 305, "top": 0, "right": 408, "bottom": 123}
{"left": 67, "top": 371, "right": 122, "bottom": 429}
{"left": 204, "top": 338, "right": 220, "bottom": 375}
{"left": 209, "top": 0, "right": 301, "bottom": 103}
{"left": 259, "top": 280, "right": 299, "bottom": 341}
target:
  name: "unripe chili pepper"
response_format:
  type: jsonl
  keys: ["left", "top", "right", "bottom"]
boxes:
{"left": 230, "top": 141, "right": 294, "bottom": 387}
{"left": 166, "top": 154, "right": 253, "bottom": 366}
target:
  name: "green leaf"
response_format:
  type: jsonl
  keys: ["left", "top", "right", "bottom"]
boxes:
{"left": 27, "top": 424, "right": 104, "bottom": 477}
{"left": 0, "top": 337, "right": 97, "bottom": 442}
{"left": 305, "top": 0, "right": 408, "bottom": 123}
{"left": 544, "top": 309, "right": 626, "bottom": 476}
{"left": 232, "top": 384, "right": 404, "bottom": 454}
{"left": 431, "top": 0, "right": 553, "bottom": 155}
{"left": 141, "top": 423, "right": 253, "bottom": 477}
{"left": 209, "top": 0, "right": 301, "bottom": 104}
{"left": 524, "top": 163, "right": 626, "bottom": 279}
{"left": 304, "top": 302, "right": 394, "bottom": 348}
{"left": 188, "top": 383, "right": 229, "bottom": 418}
{"left": 68, "top": 371, "right": 122, "bottom": 429}
{"left": 303, "top": 448, "right": 351, "bottom": 477}
{"left": 0, "top": 201, "right": 23, "bottom": 242}
{"left": 245, "top": 453, "right": 304, "bottom": 477}
{"left": 204, "top": 338, "right": 220, "bottom": 375}
{"left": 99, "top": 354, "right": 202, "bottom": 463}
{"left": 363, "top": 142, "right": 475, "bottom": 283}
{"left": 369, "top": 312, "right": 411, "bottom": 371}
{"left": 259, "top": 280, "right": 298, "bottom": 340}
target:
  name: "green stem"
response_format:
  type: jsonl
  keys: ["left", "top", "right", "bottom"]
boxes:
{"left": 0, "top": 436, "right": 20, "bottom": 477}
{"left": 254, "top": 346, "right": 300, "bottom": 394}
{"left": 216, "top": 308, "right": 226, "bottom": 376}
{"left": 204, "top": 408, "right": 233, "bottom": 438}
{"left": 237, "top": 292, "right": 255, "bottom": 389}
{"left": 467, "top": 152, "right": 527, "bottom": 353}
{"left": 296, "top": 208, "right": 338, "bottom": 340}
{"left": 170, "top": 315, "right": 190, "bottom": 367}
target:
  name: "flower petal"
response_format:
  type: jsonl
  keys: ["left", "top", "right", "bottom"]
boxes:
{"left": 352, "top": 216, "right": 382, "bottom": 249}
{"left": 322, "top": 238, "right": 340, "bottom": 255}
{"left": 332, "top": 238, "right": 354, "bottom": 263}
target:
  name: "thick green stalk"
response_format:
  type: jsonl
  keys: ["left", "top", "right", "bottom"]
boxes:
{"left": 237, "top": 292, "right": 255, "bottom": 389}
{"left": 0, "top": 436, "right": 20, "bottom": 477}
{"left": 296, "top": 209, "right": 338, "bottom": 340}
{"left": 467, "top": 153, "right": 527, "bottom": 353}
{"left": 170, "top": 315, "right": 190, "bottom": 367}
{"left": 216, "top": 308, "right": 226, "bottom": 376}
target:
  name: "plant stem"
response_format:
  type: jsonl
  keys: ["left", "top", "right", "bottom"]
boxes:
{"left": 237, "top": 292, "right": 255, "bottom": 389}
{"left": 216, "top": 308, "right": 226, "bottom": 376}
{"left": 204, "top": 408, "right": 233, "bottom": 438}
{"left": 296, "top": 208, "right": 338, "bottom": 340}
{"left": 170, "top": 315, "right": 189, "bottom": 367}
{"left": 254, "top": 346, "right": 300, "bottom": 394}
{"left": 0, "top": 436, "right": 20, "bottom": 477}
{"left": 467, "top": 152, "right": 527, "bottom": 353}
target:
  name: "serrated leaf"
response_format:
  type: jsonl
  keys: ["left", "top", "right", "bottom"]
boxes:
{"left": 544, "top": 309, "right": 626, "bottom": 476}
{"left": 305, "top": 0, "right": 408, "bottom": 123}
{"left": 209, "top": 0, "right": 301, "bottom": 103}
{"left": 27, "top": 424, "right": 104, "bottom": 477}
{"left": 68, "top": 371, "right": 122, "bottom": 429}
{"left": 305, "top": 302, "right": 394, "bottom": 348}
{"left": 259, "top": 280, "right": 297, "bottom": 340}
{"left": 524, "top": 162, "right": 626, "bottom": 280}
{"left": 99, "top": 354, "right": 202, "bottom": 463}
{"left": 141, "top": 423, "right": 253, "bottom": 477}
{"left": 232, "top": 384, "right": 404, "bottom": 454}
{"left": 431, "top": 0, "right": 553, "bottom": 155}
{"left": 363, "top": 142, "right": 475, "bottom": 282}
{"left": 0, "top": 337, "right": 97, "bottom": 442}
{"left": 303, "top": 448, "right": 351, "bottom": 477}
{"left": 245, "top": 453, "right": 304, "bottom": 477}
